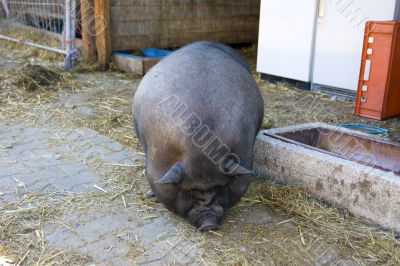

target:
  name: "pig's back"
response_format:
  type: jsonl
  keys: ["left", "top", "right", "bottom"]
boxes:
{"left": 133, "top": 41, "right": 263, "bottom": 157}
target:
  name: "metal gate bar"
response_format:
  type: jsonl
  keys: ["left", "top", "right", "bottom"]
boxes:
{"left": 0, "top": 0, "right": 78, "bottom": 68}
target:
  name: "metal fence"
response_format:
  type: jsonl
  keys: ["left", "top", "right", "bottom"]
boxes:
{"left": 0, "top": 0, "right": 79, "bottom": 68}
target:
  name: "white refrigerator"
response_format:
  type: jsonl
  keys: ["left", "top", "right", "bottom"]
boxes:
{"left": 257, "top": 0, "right": 400, "bottom": 97}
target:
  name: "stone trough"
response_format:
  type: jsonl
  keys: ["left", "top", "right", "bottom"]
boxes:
{"left": 254, "top": 123, "right": 400, "bottom": 232}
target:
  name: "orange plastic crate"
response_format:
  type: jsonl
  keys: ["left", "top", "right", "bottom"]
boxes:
{"left": 355, "top": 21, "right": 400, "bottom": 120}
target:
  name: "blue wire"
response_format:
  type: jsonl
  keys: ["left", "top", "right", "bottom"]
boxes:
{"left": 337, "top": 124, "right": 389, "bottom": 137}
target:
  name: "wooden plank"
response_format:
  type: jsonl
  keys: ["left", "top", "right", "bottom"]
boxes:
{"left": 94, "top": 0, "right": 112, "bottom": 69}
{"left": 111, "top": 0, "right": 254, "bottom": 8}
{"left": 110, "top": 6, "right": 163, "bottom": 21}
{"left": 112, "top": 53, "right": 161, "bottom": 75}
{"left": 80, "top": 0, "right": 97, "bottom": 60}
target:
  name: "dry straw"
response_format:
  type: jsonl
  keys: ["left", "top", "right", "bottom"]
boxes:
{"left": 0, "top": 40, "right": 399, "bottom": 265}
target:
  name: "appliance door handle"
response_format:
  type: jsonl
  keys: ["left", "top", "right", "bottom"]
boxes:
{"left": 317, "top": 0, "right": 326, "bottom": 25}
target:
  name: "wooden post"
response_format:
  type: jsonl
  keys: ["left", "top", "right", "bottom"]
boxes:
{"left": 94, "top": 0, "right": 111, "bottom": 69}
{"left": 80, "top": 0, "right": 97, "bottom": 60}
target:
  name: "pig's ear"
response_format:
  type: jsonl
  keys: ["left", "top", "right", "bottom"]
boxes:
{"left": 157, "top": 161, "right": 183, "bottom": 184}
{"left": 227, "top": 164, "right": 253, "bottom": 176}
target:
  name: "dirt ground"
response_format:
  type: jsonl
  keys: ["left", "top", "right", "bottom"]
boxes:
{"left": 0, "top": 38, "right": 399, "bottom": 266}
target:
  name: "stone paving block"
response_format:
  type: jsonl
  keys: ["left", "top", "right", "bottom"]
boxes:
{"left": 11, "top": 143, "right": 47, "bottom": 156}
{"left": 70, "top": 139, "right": 98, "bottom": 149}
{"left": 87, "top": 135, "right": 115, "bottom": 145}
{"left": 19, "top": 132, "right": 51, "bottom": 144}
{"left": 46, "top": 227, "right": 86, "bottom": 249}
{"left": 44, "top": 145, "right": 72, "bottom": 155}
{"left": 101, "top": 142, "right": 125, "bottom": 153}
{"left": 0, "top": 159, "right": 12, "bottom": 168}
{"left": 102, "top": 149, "right": 138, "bottom": 164}
{"left": 8, "top": 122, "right": 27, "bottom": 131}
{"left": 18, "top": 127, "right": 42, "bottom": 137}
{"left": 108, "top": 257, "right": 133, "bottom": 266}
{"left": 80, "top": 238, "right": 128, "bottom": 262}
{"left": 75, "top": 216, "right": 123, "bottom": 243}
{"left": 0, "top": 175, "right": 19, "bottom": 188}
{"left": 70, "top": 182, "right": 97, "bottom": 193}
{"left": 55, "top": 130, "right": 87, "bottom": 142}
{"left": 138, "top": 235, "right": 199, "bottom": 265}
{"left": 10, "top": 173, "right": 44, "bottom": 188}
{"left": 1, "top": 128, "right": 18, "bottom": 141}
{"left": 0, "top": 123, "right": 25, "bottom": 136}
{"left": 75, "top": 128, "right": 100, "bottom": 139}
{"left": 0, "top": 130, "right": 19, "bottom": 141}
{"left": 59, "top": 93, "right": 90, "bottom": 105}
{"left": 73, "top": 143, "right": 112, "bottom": 159}
{"left": 29, "top": 145, "right": 61, "bottom": 157}
{"left": 57, "top": 164, "right": 87, "bottom": 177}
{"left": 49, "top": 170, "right": 99, "bottom": 192}
{"left": 0, "top": 166, "right": 25, "bottom": 178}
{"left": 33, "top": 164, "right": 67, "bottom": 178}
{"left": 0, "top": 158, "right": 12, "bottom": 166}
{"left": 121, "top": 157, "right": 144, "bottom": 166}
{"left": 11, "top": 150, "right": 38, "bottom": 163}
{"left": 24, "top": 156, "right": 63, "bottom": 169}
{"left": 28, "top": 181, "right": 60, "bottom": 193}
{"left": 0, "top": 192, "right": 16, "bottom": 204}
{"left": 0, "top": 125, "right": 8, "bottom": 132}
{"left": 0, "top": 142, "right": 18, "bottom": 153}
{"left": 133, "top": 217, "right": 173, "bottom": 241}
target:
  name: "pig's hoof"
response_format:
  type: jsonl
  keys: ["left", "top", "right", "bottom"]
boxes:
{"left": 197, "top": 216, "right": 220, "bottom": 232}
{"left": 145, "top": 190, "right": 157, "bottom": 199}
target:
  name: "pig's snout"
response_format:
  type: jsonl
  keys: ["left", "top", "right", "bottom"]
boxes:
{"left": 197, "top": 214, "right": 220, "bottom": 231}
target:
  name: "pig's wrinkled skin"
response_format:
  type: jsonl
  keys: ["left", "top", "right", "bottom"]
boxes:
{"left": 133, "top": 41, "right": 264, "bottom": 231}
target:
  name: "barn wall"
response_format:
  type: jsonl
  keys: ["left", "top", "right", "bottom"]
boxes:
{"left": 110, "top": 0, "right": 260, "bottom": 50}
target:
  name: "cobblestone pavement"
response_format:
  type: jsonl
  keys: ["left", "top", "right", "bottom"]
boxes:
{"left": 0, "top": 124, "right": 139, "bottom": 202}
{"left": 0, "top": 122, "right": 205, "bottom": 265}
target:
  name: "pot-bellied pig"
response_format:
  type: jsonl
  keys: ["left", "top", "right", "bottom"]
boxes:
{"left": 133, "top": 41, "right": 264, "bottom": 231}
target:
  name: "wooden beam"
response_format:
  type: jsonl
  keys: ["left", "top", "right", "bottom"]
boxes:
{"left": 80, "top": 0, "right": 97, "bottom": 60}
{"left": 94, "top": 0, "right": 111, "bottom": 69}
